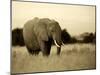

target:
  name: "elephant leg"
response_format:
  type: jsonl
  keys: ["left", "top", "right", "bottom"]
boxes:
{"left": 45, "top": 39, "right": 52, "bottom": 55}
{"left": 42, "top": 45, "right": 51, "bottom": 56}
{"left": 34, "top": 49, "right": 41, "bottom": 55}
{"left": 42, "top": 43, "right": 50, "bottom": 56}
{"left": 39, "top": 40, "right": 51, "bottom": 56}
{"left": 57, "top": 47, "right": 61, "bottom": 55}
{"left": 26, "top": 47, "right": 34, "bottom": 55}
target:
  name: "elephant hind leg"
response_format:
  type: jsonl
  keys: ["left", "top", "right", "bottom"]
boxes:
{"left": 34, "top": 49, "right": 41, "bottom": 55}
{"left": 27, "top": 48, "right": 34, "bottom": 55}
{"left": 26, "top": 47, "right": 33, "bottom": 55}
{"left": 26, "top": 47, "right": 40, "bottom": 55}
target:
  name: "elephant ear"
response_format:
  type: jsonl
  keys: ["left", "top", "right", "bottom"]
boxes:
{"left": 37, "top": 21, "right": 49, "bottom": 41}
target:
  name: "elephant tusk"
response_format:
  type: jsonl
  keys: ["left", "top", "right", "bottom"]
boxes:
{"left": 62, "top": 42, "right": 65, "bottom": 46}
{"left": 54, "top": 40, "right": 60, "bottom": 47}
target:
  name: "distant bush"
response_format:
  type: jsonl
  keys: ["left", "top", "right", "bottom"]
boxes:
{"left": 12, "top": 27, "right": 96, "bottom": 47}
{"left": 61, "top": 29, "right": 71, "bottom": 44}
{"left": 70, "top": 37, "right": 77, "bottom": 43}
{"left": 12, "top": 28, "right": 25, "bottom": 46}
{"left": 83, "top": 32, "right": 96, "bottom": 43}
{"left": 61, "top": 30, "right": 96, "bottom": 44}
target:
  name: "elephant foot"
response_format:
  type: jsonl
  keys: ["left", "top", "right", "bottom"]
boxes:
{"left": 34, "top": 50, "right": 40, "bottom": 55}
{"left": 42, "top": 49, "right": 50, "bottom": 56}
{"left": 27, "top": 49, "right": 34, "bottom": 55}
{"left": 28, "top": 50, "right": 40, "bottom": 55}
{"left": 27, "top": 47, "right": 40, "bottom": 55}
{"left": 43, "top": 53, "right": 49, "bottom": 56}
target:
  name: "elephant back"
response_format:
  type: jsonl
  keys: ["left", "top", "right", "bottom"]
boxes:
{"left": 39, "top": 18, "right": 51, "bottom": 25}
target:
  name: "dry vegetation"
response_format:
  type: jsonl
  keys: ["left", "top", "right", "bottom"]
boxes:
{"left": 11, "top": 43, "right": 96, "bottom": 74}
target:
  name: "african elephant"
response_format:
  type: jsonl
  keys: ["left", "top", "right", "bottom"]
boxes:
{"left": 23, "top": 17, "right": 62, "bottom": 56}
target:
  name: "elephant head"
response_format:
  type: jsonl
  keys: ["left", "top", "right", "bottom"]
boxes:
{"left": 37, "top": 18, "right": 62, "bottom": 55}
{"left": 48, "top": 20, "right": 62, "bottom": 55}
{"left": 48, "top": 20, "right": 62, "bottom": 45}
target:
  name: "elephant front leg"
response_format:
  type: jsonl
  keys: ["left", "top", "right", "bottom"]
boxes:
{"left": 40, "top": 41, "right": 51, "bottom": 56}
{"left": 57, "top": 47, "right": 61, "bottom": 55}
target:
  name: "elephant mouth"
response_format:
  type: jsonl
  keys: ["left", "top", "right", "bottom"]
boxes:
{"left": 54, "top": 40, "right": 61, "bottom": 47}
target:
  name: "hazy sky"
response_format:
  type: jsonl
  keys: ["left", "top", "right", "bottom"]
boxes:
{"left": 12, "top": 1, "right": 95, "bottom": 35}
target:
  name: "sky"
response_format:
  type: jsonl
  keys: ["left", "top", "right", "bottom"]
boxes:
{"left": 12, "top": 1, "right": 95, "bottom": 35}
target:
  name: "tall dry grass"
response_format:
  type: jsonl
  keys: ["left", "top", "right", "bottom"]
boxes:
{"left": 11, "top": 43, "right": 96, "bottom": 73}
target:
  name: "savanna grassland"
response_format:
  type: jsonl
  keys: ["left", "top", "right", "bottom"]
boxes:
{"left": 11, "top": 43, "right": 96, "bottom": 74}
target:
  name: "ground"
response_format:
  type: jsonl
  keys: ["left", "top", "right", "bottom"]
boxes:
{"left": 11, "top": 43, "right": 96, "bottom": 74}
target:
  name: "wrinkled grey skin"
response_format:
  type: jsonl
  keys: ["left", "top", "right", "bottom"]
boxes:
{"left": 23, "top": 17, "right": 62, "bottom": 56}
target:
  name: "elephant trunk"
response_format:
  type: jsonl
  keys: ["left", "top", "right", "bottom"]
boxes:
{"left": 54, "top": 40, "right": 62, "bottom": 55}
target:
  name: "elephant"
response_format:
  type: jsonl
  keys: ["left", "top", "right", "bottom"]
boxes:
{"left": 23, "top": 17, "right": 62, "bottom": 56}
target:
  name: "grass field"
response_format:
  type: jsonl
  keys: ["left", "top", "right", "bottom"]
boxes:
{"left": 11, "top": 43, "right": 96, "bottom": 74}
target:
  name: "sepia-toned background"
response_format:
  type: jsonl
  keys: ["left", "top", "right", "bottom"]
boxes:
{"left": 12, "top": 1, "right": 95, "bottom": 35}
